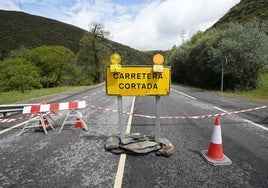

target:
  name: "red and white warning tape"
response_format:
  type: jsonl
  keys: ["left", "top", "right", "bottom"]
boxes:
{"left": 87, "top": 104, "right": 267, "bottom": 119}
{"left": 1, "top": 104, "right": 267, "bottom": 123}
{"left": 0, "top": 114, "right": 30, "bottom": 123}
{"left": 160, "top": 105, "right": 268, "bottom": 119}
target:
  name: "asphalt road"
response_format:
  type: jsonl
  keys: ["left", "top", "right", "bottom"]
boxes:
{"left": 0, "top": 84, "right": 267, "bottom": 187}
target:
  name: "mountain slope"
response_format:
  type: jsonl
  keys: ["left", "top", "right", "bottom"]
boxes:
{"left": 213, "top": 0, "right": 268, "bottom": 28}
{"left": 0, "top": 10, "right": 85, "bottom": 56}
{"left": 0, "top": 10, "right": 151, "bottom": 64}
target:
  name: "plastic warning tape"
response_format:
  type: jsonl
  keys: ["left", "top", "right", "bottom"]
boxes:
{"left": 1, "top": 104, "right": 267, "bottom": 123}
{"left": 0, "top": 114, "right": 30, "bottom": 123}
{"left": 87, "top": 104, "right": 267, "bottom": 119}
{"left": 160, "top": 105, "right": 268, "bottom": 119}
{"left": 22, "top": 101, "right": 86, "bottom": 114}
{"left": 0, "top": 118, "right": 16, "bottom": 123}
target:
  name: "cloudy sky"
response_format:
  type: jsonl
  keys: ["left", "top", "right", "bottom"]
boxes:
{"left": 1, "top": 0, "right": 240, "bottom": 51}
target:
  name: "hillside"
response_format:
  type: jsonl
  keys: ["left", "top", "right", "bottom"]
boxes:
{"left": 0, "top": 10, "right": 151, "bottom": 64}
{"left": 213, "top": 0, "right": 268, "bottom": 28}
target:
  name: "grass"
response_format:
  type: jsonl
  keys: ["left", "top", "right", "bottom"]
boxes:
{"left": 0, "top": 86, "right": 90, "bottom": 104}
{"left": 220, "top": 74, "right": 268, "bottom": 103}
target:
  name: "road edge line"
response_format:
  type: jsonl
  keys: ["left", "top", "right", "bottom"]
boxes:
{"left": 114, "top": 96, "right": 136, "bottom": 188}
{"left": 0, "top": 121, "right": 26, "bottom": 135}
{"left": 171, "top": 88, "right": 196, "bottom": 100}
{"left": 243, "top": 119, "right": 268, "bottom": 131}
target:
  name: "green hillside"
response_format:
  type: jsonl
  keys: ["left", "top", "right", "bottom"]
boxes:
{"left": 213, "top": 0, "right": 268, "bottom": 28}
{"left": 0, "top": 10, "right": 151, "bottom": 64}
{"left": 0, "top": 10, "right": 85, "bottom": 57}
{"left": 170, "top": 0, "right": 268, "bottom": 92}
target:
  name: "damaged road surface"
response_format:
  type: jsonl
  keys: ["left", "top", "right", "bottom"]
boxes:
{"left": 105, "top": 133, "right": 174, "bottom": 156}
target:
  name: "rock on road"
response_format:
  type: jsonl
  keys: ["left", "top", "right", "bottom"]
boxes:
{"left": 0, "top": 84, "right": 267, "bottom": 187}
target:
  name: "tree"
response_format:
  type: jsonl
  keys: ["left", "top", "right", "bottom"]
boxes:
{"left": 209, "top": 21, "right": 268, "bottom": 90}
{"left": 0, "top": 57, "right": 41, "bottom": 93}
{"left": 30, "top": 46, "right": 77, "bottom": 88}
{"left": 171, "top": 20, "right": 268, "bottom": 90}
{"left": 78, "top": 21, "right": 110, "bottom": 84}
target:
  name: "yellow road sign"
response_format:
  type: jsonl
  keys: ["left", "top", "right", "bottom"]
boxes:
{"left": 106, "top": 66, "right": 170, "bottom": 96}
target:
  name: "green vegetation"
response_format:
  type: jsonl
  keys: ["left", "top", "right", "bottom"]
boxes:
{"left": 0, "top": 10, "right": 85, "bottom": 59}
{"left": 0, "top": 11, "right": 152, "bottom": 93}
{"left": 221, "top": 74, "right": 268, "bottom": 102}
{"left": 78, "top": 22, "right": 110, "bottom": 84}
{"left": 0, "top": 86, "right": 89, "bottom": 104}
{"left": 0, "top": 46, "right": 78, "bottom": 92}
{"left": 169, "top": 0, "right": 268, "bottom": 94}
{"left": 213, "top": 0, "right": 268, "bottom": 28}
{"left": 171, "top": 20, "right": 268, "bottom": 91}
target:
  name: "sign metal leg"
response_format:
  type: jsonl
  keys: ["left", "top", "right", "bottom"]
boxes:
{"left": 117, "top": 96, "right": 125, "bottom": 140}
{"left": 155, "top": 95, "right": 160, "bottom": 144}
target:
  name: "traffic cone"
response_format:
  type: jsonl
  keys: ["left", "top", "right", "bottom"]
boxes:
{"left": 75, "top": 111, "right": 88, "bottom": 131}
{"left": 43, "top": 117, "right": 51, "bottom": 128}
{"left": 35, "top": 116, "right": 51, "bottom": 132}
{"left": 200, "top": 117, "right": 232, "bottom": 166}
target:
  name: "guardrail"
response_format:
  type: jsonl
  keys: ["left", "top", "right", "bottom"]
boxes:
{"left": 0, "top": 104, "right": 37, "bottom": 117}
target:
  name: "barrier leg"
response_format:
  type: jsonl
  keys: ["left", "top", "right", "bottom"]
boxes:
{"left": 45, "top": 114, "right": 57, "bottom": 130}
{"left": 40, "top": 114, "right": 48, "bottom": 134}
{"left": 59, "top": 109, "right": 88, "bottom": 132}
{"left": 59, "top": 109, "right": 74, "bottom": 132}
{"left": 19, "top": 114, "right": 35, "bottom": 136}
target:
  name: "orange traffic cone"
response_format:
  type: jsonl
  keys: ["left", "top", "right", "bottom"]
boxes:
{"left": 200, "top": 117, "right": 232, "bottom": 166}
{"left": 43, "top": 117, "right": 51, "bottom": 128}
{"left": 75, "top": 111, "right": 88, "bottom": 131}
{"left": 35, "top": 116, "right": 51, "bottom": 132}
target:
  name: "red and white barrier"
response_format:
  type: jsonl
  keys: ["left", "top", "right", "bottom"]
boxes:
{"left": 19, "top": 101, "right": 87, "bottom": 135}
{"left": 22, "top": 101, "right": 86, "bottom": 114}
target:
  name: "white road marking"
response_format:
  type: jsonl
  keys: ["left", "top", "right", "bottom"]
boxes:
{"left": 83, "top": 96, "right": 88, "bottom": 99}
{"left": 0, "top": 117, "right": 39, "bottom": 135}
{"left": 243, "top": 119, "right": 268, "bottom": 131}
{"left": 0, "top": 121, "right": 26, "bottom": 135}
{"left": 114, "top": 97, "right": 136, "bottom": 188}
{"left": 171, "top": 88, "right": 196, "bottom": 100}
{"left": 213, "top": 106, "right": 227, "bottom": 112}
{"left": 126, "top": 97, "right": 136, "bottom": 134}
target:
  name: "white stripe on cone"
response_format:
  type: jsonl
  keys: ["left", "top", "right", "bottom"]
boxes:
{"left": 210, "top": 125, "right": 222, "bottom": 144}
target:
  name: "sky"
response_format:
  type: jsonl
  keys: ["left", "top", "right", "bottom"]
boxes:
{"left": 0, "top": 0, "right": 240, "bottom": 51}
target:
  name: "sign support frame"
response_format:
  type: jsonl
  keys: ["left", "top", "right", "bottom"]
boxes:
{"left": 155, "top": 95, "right": 161, "bottom": 144}
{"left": 117, "top": 96, "right": 125, "bottom": 140}
{"left": 107, "top": 53, "right": 169, "bottom": 144}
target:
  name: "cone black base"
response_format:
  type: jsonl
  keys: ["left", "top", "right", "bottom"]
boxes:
{"left": 200, "top": 150, "right": 232, "bottom": 166}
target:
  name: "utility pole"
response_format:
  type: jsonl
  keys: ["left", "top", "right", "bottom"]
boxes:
{"left": 17, "top": 0, "right": 22, "bottom": 11}
{"left": 221, "top": 56, "right": 227, "bottom": 92}
{"left": 180, "top": 30, "right": 186, "bottom": 44}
